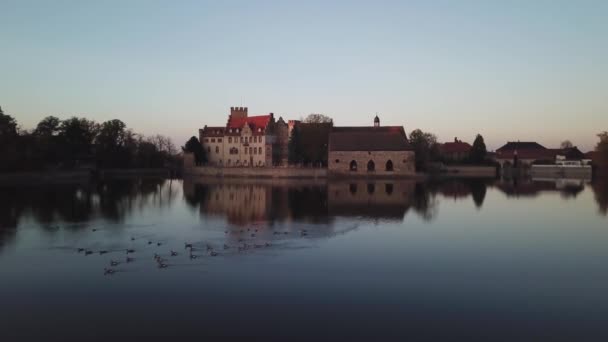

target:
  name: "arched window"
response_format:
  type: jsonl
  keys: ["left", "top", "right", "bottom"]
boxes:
{"left": 385, "top": 183, "right": 394, "bottom": 195}
{"left": 259, "top": 147, "right": 262, "bottom": 154}
{"left": 367, "top": 160, "right": 375, "bottom": 172}
{"left": 350, "top": 160, "right": 358, "bottom": 171}
{"left": 367, "top": 183, "right": 375, "bottom": 194}
{"left": 385, "top": 160, "right": 393, "bottom": 171}
{"left": 215, "top": 146, "right": 219, "bottom": 154}
{"left": 229, "top": 137, "right": 232, "bottom": 143}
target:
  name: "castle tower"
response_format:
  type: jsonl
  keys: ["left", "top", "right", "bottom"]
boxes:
{"left": 230, "top": 107, "right": 248, "bottom": 120}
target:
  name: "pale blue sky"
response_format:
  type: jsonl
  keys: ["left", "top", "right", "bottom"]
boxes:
{"left": 1, "top": 0, "right": 607, "bottom": 151}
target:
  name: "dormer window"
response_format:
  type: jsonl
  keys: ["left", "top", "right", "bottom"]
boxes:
{"left": 229, "top": 129, "right": 232, "bottom": 133}
{"left": 258, "top": 128, "right": 262, "bottom": 132}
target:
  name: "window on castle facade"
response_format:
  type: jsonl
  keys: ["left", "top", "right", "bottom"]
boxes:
{"left": 259, "top": 147, "right": 262, "bottom": 155}
{"left": 218, "top": 138, "right": 222, "bottom": 143}
{"left": 211, "top": 138, "right": 215, "bottom": 143}
{"left": 229, "top": 137, "right": 232, "bottom": 143}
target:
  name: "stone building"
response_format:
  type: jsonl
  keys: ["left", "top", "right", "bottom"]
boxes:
{"left": 199, "top": 107, "right": 289, "bottom": 167}
{"left": 328, "top": 116, "right": 415, "bottom": 176}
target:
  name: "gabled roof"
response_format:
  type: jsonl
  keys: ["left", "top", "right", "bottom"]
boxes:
{"left": 226, "top": 114, "right": 273, "bottom": 135}
{"left": 329, "top": 126, "right": 411, "bottom": 152}
{"left": 496, "top": 141, "right": 546, "bottom": 152}
{"left": 440, "top": 141, "right": 472, "bottom": 154}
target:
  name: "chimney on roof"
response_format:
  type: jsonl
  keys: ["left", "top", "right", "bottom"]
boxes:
{"left": 374, "top": 115, "right": 380, "bottom": 127}
{"left": 454, "top": 137, "right": 458, "bottom": 143}
{"left": 230, "top": 106, "right": 248, "bottom": 120}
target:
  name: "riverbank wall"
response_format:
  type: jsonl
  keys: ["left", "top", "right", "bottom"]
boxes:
{"left": 184, "top": 166, "right": 328, "bottom": 179}
{"left": 440, "top": 166, "right": 498, "bottom": 178}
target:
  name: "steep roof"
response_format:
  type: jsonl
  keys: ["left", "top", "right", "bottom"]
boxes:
{"left": 496, "top": 141, "right": 546, "bottom": 152}
{"left": 329, "top": 126, "right": 411, "bottom": 152}
{"left": 440, "top": 141, "right": 472, "bottom": 154}
{"left": 226, "top": 114, "right": 273, "bottom": 135}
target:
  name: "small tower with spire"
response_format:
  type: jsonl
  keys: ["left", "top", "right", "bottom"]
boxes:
{"left": 374, "top": 114, "right": 380, "bottom": 127}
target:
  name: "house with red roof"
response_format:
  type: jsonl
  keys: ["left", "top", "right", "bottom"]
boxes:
{"left": 439, "top": 138, "right": 472, "bottom": 162}
{"left": 494, "top": 141, "right": 586, "bottom": 167}
{"left": 199, "top": 107, "right": 289, "bottom": 167}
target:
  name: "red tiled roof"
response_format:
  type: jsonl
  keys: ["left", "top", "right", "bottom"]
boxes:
{"left": 440, "top": 141, "right": 472, "bottom": 154}
{"left": 226, "top": 114, "right": 272, "bottom": 135}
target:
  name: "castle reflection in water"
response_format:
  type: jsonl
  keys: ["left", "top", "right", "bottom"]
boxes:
{"left": 183, "top": 178, "right": 420, "bottom": 226}
{"left": 0, "top": 176, "right": 604, "bottom": 233}
{"left": 182, "top": 176, "right": 600, "bottom": 227}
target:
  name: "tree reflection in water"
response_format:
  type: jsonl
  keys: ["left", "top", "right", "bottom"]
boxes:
{"left": 183, "top": 178, "right": 495, "bottom": 225}
{"left": 592, "top": 176, "right": 608, "bottom": 215}
{"left": 2, "top": 175, "right": 603, "bottom": 251}
{"left": 0, "top": 177, "right": 173, "bottom": 230}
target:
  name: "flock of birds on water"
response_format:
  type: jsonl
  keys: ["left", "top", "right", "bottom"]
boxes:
{"left": 72, "top": 225, "right": 313, "bottom": 276}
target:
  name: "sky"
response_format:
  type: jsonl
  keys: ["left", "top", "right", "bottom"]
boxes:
{"left": 1, "top": 0, "right": 607, "bottom": 151}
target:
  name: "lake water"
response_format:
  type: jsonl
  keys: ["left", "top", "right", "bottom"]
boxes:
{"left": 1, "top": 176, "right": 607, "bottom": 341}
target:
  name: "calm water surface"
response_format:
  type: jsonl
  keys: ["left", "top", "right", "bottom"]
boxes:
{"left": 1, "top": 176, "right": 607, "bottom": 341}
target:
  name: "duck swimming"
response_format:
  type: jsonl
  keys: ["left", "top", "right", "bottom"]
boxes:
{"left": 85, "top": 250, "right": 93, "bottom": 256}
{"left": 110, "top": 260, "right": 119, "bottom": 266}
{"left": 126, "top": 249, "right": 135, "bottom": 254}
{"left": 104, "top": 268, "right": 115, "bottom": 275}
{"left": 99, "top": 250, "right": 108, "bottom": 255}
{"left": 170, "top": 251, "right": 178, "bottom": 256}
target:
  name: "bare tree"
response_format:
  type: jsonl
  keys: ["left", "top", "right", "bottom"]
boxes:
{"left": 303, "top": 113, "right": 333, "bottom": 124}
{"left": 560, "top": 140, "right": 573, "bottom": 149}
